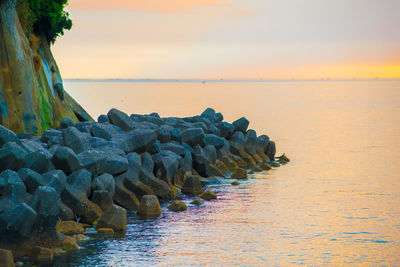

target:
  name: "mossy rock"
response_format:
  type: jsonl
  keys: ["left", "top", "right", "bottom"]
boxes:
{"left": 260, "top": 162, "right": 272, "bottom": 170}
{"left": 199, "top": 190, "right": 217, "bottom": 201}
{"left": 0, "top": 249, "right": 14, "bottom": 267}
{"left": 97, "top": 228, "right": 114, "bottom": 236}
{"left": 277, "top": 153, "right": 290, "bottom": 163}
{"left": 251, "top": 166, "right": 263, "bottom": 172}
{"left": 73, "top": 234, "right": 89, "bottom": 241}
{"left": 30, "top": 246, "right": 53, "bottom": 264}
{"left": 137, "top": 195, "right": 162, "bottom": 218}
{"left": 167, "top": 200, "right": 187, "bottom": 212}
{"left": 190, "top": 198, "right": 204, "bottom": 205}
{"left": 56, "top": 221, "right": 84, "bottom": 235}
{"left": 231, "top": 168, "right": 247, "bottom": 179}
{"left": 231, "top": 181, "right": 240, "bottom": 186}
{"left": 271, "top": 162, "right": 281, "bottom": 167}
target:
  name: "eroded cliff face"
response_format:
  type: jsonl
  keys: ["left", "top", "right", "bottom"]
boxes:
{"left": 0, "top": 0, "right": 92, "bottom": 135}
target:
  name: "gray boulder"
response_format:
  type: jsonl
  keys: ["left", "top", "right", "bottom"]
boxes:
{"left": 96, "top": 204, "right": 127, "bottom": 232}
{"left": 0, "top": 125, "right": 18, "bottom": 147}
{"left": 200, "top": 108, "right": 215, "bottom": 120}
{"left": 18, "top": 168, "right": 48, "bottom": 194}
{"left": 113, "top": 173, "right": 140, "bottom": 211}
{"left": 58, "top": 118, "right": 74, "bottom": 130}
{"left": 203, "top": 145, "right": 217, "bottom": 163}
{"left": 123, "top": 153, "right": 154, "bottom": 198}
{"left": 78, "top": 150, "right": 107, "bottom": 177}
{"left": 98, "top": 114, "right": 109, "bottom": 123}
{"left": 0, "top": 203, "right": 37, "bottom": 241}
{"left": 24, "top": 149, "right": 52, "bottom": 174}
{"left": 156, "top": 125, "right": 172, "bottom": 143}
{"left": 90, "top": 123, "right": 121, "bottom": 141}
{"left": 244, "top": 130, "right": 263, "bottom": 164}
{"left": 170, "top": 128, "right": 182, "bottom": 143}
{"left": 213, "top": 112, "right": 224, "bottom": 123}
{"left": 182, "top": 175, "right": 203, "bottom": 195}
{"left": 2, "top": 170, "right": 28, "bottom": 203}
{"left": 119, "top": 129, "right": 156, "bottom": 153}
{"left": 67, "top": 169, "right": 92, "bottom": 197}
{"left": 40, "top": 129, "right": 63, "bottom": 146}
{"left": 266, "top": 141, "right": 276, "bottom": 161}
{"left": 62, "top": 127, "right": 89, "bottom": 154}
{"left": 43, "top": 170, "right": 67, "bottom": 196}
{"left": 30, "top": 186, "right": 59, "bottom": 234}
{"left": 216, "top": 122, "right": 235, "bottom": 139}
{"left": 160, "top": 142, "right": 186, "bottom": 157}
{"left": 203, "top": 134, "right": 225, "bottom": 149}
{"left": 103, "top": 153, "right": 128, "bottom": 176}
{"left": 20, "top": 139, "right": 44, "bottom": 154}
{"left": 0, "top": 143, "right": 26, "bottom": 171}
{"left": 51, "top": 146, "right": 80, "bottom": 174}
{"left": 153, "top": 151, "right": 180, "bottom": 185}
{"left": 232, "top": 117, "right": 249, "bottom": 134}
{"left": 107, "top": 108, "right": 134, "bottom": 131}
{"left": 181, "top": 128, "right": 205, "bottom": 147}
{"left": 91, "top": 190, "right": 114, "bottom": 211}
{"left": 91, "top": 173, "right": 115, "bottom": 197}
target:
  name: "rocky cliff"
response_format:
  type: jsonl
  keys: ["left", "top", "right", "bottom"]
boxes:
{"left": 0, "top": 0, "right": 92, "bottom": 135}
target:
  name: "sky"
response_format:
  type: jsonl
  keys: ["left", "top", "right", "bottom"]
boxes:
{"left": 52, "top": 0, "right": 400, "bottom": 79}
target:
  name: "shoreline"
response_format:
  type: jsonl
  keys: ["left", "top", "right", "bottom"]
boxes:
{"left": 0, "top": 107, "right": 288, "bottom": 265}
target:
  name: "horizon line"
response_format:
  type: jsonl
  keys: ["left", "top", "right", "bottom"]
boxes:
{"left": 63, "top": 78, "right": 400, "bottom": 82}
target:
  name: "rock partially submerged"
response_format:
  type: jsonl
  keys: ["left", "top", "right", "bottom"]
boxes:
{"left": 0, "top": 107, "right": 287, "bottom": 264}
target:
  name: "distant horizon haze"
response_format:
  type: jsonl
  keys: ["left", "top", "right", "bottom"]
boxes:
{"left": 53, "top": 0, "right": 400, "bottom": 79}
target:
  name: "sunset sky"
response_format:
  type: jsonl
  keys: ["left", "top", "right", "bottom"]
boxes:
{"left": 52, "top": 0, "right": 400, "bottom": 79}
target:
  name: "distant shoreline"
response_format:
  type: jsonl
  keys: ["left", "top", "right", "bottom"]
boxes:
{"left": 64, "top": 78, "right": 400, "bottom": 83}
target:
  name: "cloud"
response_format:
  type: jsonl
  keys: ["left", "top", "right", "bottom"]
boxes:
{"left": 68, "top": 0, "right": 238, "bottom": 14}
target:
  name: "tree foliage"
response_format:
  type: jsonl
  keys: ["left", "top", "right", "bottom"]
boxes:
{"left": 17, "top": 0, "right": 72, "bottom": 44}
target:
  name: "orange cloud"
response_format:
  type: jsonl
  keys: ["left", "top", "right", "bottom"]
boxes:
{"left": 69, "top": 0, "right": 236, "bottom": 14}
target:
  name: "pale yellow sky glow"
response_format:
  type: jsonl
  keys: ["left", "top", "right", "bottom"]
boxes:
{"left": 52, "top": 0, "right": 400, "bottom": 79}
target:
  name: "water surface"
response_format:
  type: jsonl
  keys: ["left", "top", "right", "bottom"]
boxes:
{"left": 57, "top": 80, "right": 400, "bottom": 266}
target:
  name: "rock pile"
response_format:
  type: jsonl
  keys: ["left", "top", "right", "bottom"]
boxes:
{"left": 0, "top": 107, "right": 283, "bottom": 264}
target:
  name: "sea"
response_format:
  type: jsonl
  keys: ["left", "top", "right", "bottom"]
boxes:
{"left": 54, "top": 79, "right": 400, "bottom": 266}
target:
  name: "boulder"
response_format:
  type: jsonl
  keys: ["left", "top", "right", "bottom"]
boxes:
{"left": 43, "top": 170, "right": 68, "bottom": 196}
{"left": 0, "top": 203, "right": 37, "bottom": 241}
{"left": 160, "top": 142, "right": 186, "bottom": 157}
{"left": 229, "top": 132, "right": 256, "bottom": 167}
{"left": 181, "top": 128, "right": 205, "bottom": 147}
{"left": 59, "top": 202, "right": 74, "bottom": 221}
{"left": 192, "top": 146, "right": 225, "bottom": 178}
{"left": 103, "top": 153, "right": 128, "bottom": 175}
{"left": 271, "top": 162, "right": 280, "bottom": 167}
{"left": 119, "top": 129, "right": 156, "bottom": 153}
{"left": 167, "top": 200, "right": 187, "bottom": 212}
{"left": 203, "top": 145, "right": 217, "bottom": 163}
{"left": 20, "top": 140, "right": 44, "bottom": 154}
{"left": 91, "top": 173, "right": 115, "bottom": 197}
{"left": 153, "top": 151, "right": 180, "bottom": 185}
{"left": 2, "top": 170, "right": 28, "bottom": 203}
{"left": 190, "top": 198, "right": 204, "bottom": 205}
{"left": 137, "top": 195, "right": 162, "bottom": 218}
{"left": 0, "top": 125, "right": 18, "bottom": 147}
{"left": 170, "top": 128, "right": 182, "bottom": 143}
{"left": 231, "top": 181, "right": 240, "bottom": 186}
{"left": 51, "top": 146, "right": 80, "bottom": 175}
{"left": 213, "top": 112, "right": 224, "bottom": 123}
{"left": 181, "top": 175, "right": 202, "bottom": 195}
{"left": 277, "top": 153, "right": 290, "bottom": 163}
{"left": 56, "top": 221, "right": 84, "bottom": 235}
{"left": 58, "top": 118, "right": 74, "bottom": 130}
{"left": 156, "top": 125, "right": 172, "bottom": 143}
{"left": 24, "top": 149, "right": 52, "bottom": 174}
{"left": 91, "top": 190, "right": 114, "bottom": 211}
{"left": 62, "top": 127, "right": 89, "bottom": 154}
{"left": 0, "top": 249, "right": 14, "bottom": 267}
{"left": 200, "top": 108, "right": 215, "bottom": 120}
{"left": 30, "top": 246, "right": 54, "bottom": 264}
{"left": 98, "top": 114, "right": 109, "bottom": 123}
{"left": 179, "top": 150, "right": 193, "bottom": 173}
{"left": 266, "top": 141, "right": 276, "bottom": 161}
{"left": 124, "top": 153, "right": 154, "bottom": 198}
{"left": 17, "top": 168, "right": 47, "bottom": 194}
{"left": 211, "top": 160, "right": 229, "bottom": 173}
{"left": 203, "top": 134, "right": 225, "bottom": 149}
{"left": 231, "top": 168, "right": 247, "bottom": 179}
{"left": 30, "top": 186, "right": 59, "bottom": 234}
{"left": 216, "top": 122, "right": 235, "bottom": 139}
{"left": 107, "top": 108, "right": 134, "bottom": 131}
{"left": 199, "top": 190, "right": 217, "bottom": 201}
{"left": 232, "top": 117, "right": 249, "bottom": 134}
{"left": 96, "top": 204, "right": 127, "bottom": 232}
{"left": 113, "top": 173, "right": 140, "bottom": 211}
{"left": 77, "top": 150, "right": 107, "bottom": 177}
{"left": 17, "top": 132, "right": 32, "bottom": 140}
{"left": 260, "top": 162, "right": 272, "bottom": 170}
{"left": 251, "top": 166, "right": 263, "bottom": 172}
{"left": 0, "top": 143, "right": 26, "bottom": 171}
{"left": 67, "top": 169, "right": 92, "bottom": 197}
{"left": 40, "top": 129, "right": 63, "bottom": 146}
{"left": 90, "top": 123, "right": 114, "bottom": 141}
{"left": 0, "top": 199, "right": 15, "bottom": 214}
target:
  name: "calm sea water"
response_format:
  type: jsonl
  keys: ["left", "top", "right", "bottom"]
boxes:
{"left": 56, "top": 80, "right": 400, "bottom": 266}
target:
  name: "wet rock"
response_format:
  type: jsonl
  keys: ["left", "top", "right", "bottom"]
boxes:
{"left": 192, "top": 146, "right": 224, "bottom": 178}
{"left": 137, "top": 195, "right": 162, "bottom": 218}
{"left": 231, "top": 168, "right": 247, "bottom": 179}
{"left": 179, "top": 150, "right": 193, "bottom": 173}
{"left": 17, "top": 168, "right": 47, "bottom": 194}
{"left": 182, "top": 175, "right": 203, "bottom": 195}
{"left": 51, "top": 146, "right": 80, "bottom": 175}
{"left": 277, "top": 153, "right": 290, "bottom": 163}
{"left": 190, "top": 198, "right": 204, "bottom": 205}
{"left": 203, "top": 134, "right": 225, "bottom": 149}
{"left": 31, "top": 246, "right": 53, "bottom": 264}
{"left": 24, "top": 149, "right": 52, "bottom": 174}
{"left": 199, "top": 190, "right": 217, "bottom": 201}
{"left": 59, "top": 202, "right": 74, "bottom": 221}
{"left": 77, "top": 150, "right": 107, "bottom": 177}
{"left": 229, "top": 131, "right": 256, "bottom": 167}
{"left": 181, "top": 128, "right": 205, "bottom": 147}
{"left": 0, "top": 203, "right": 37, "bottom": 241}
{"left": 56, "top": 221, "right": 84, "bottom": 235}
{"left": 0, "top": 143, "right": 26, "bottom": 171}
{"left": 91, "top": 190, "right": 114, "bottom": 211}
{"left": 73, "top": 234, "right": 89, "bottom": 241}
{"left": 124, "top": 153, "right": 154, "bottom": 198}
{"left": 244, "top": 130, "right": 263, "bottom": 164}
{"left": 119, "top": 129, "right": 156, "bottom": 153}
{"left": 107, "top": 108, "right": 134, "bottom": 131}
{"left": 153, "top": 151, "right": 180, "bottom": 185}
{"left": 251, "top": 166, "right": 263, "bottom": 172}
{"left": 167, "top": 200, "right": 187, "bottom": 212}
{"left": 0, "top": 125, "right": 18, "bottom": 147}
{"left": 0, "top": 248, "right": 14, "bottom": 267}
{"left": 271, "top": 162, "right": 280, "bottom": 167}
{"left": 113, "top": 173, "right": 140, "bottom": 211}
{"left": 62, "top": 127, "right": 89, "bottom": 154}
{"left": 30, "top": 186, "right": 59, "bottom": 234}
{"left": 97, "top": 228, "right": 114, "bottom": 236}
{"left": 96, "top": 204, "right": 127, "bottom": 232}
{"left": 211, "top": 160, "right": 229, "bottom": 173}
{"left": 260, "top": 162, "right": 272, "bottom": 170}
{"left": 231, "top": 181, "right": 240, "bottom": 186}
{"left": 232, "top": 117, "right": 249, "bottom": 134}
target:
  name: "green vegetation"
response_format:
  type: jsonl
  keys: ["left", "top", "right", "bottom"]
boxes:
{"left": 17, "top": 0, "right": 72, "bottom": 44}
